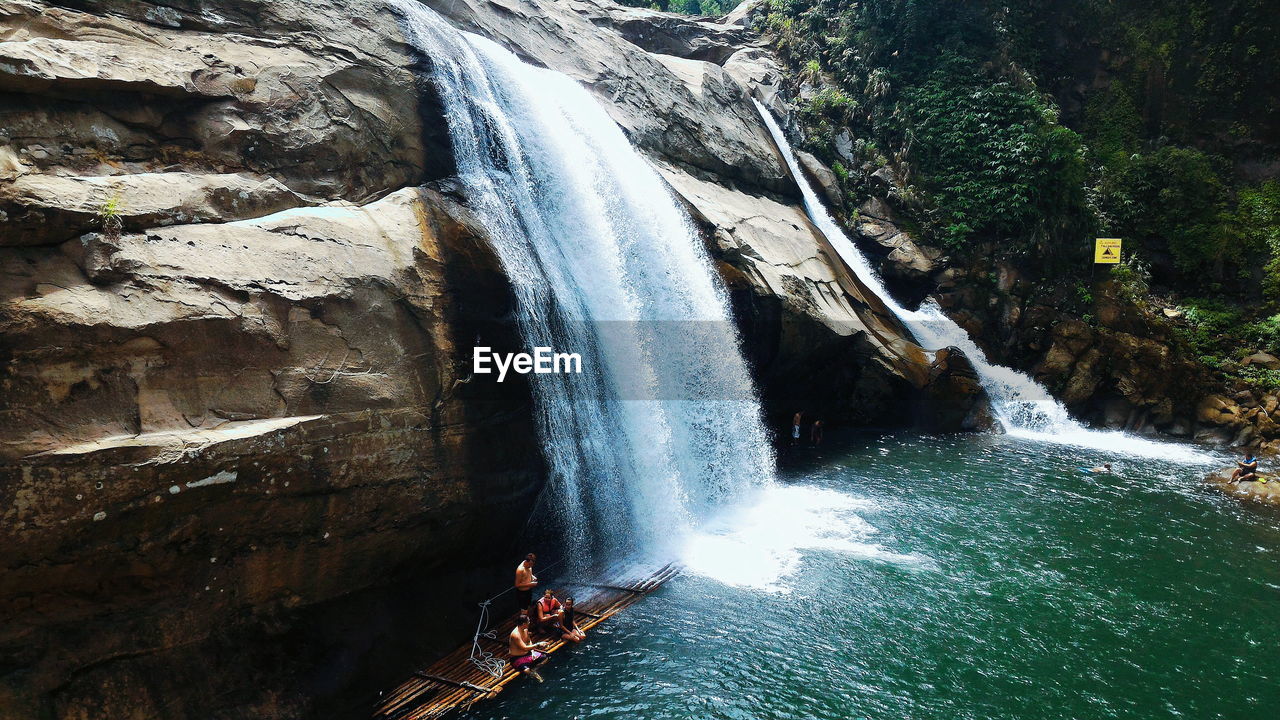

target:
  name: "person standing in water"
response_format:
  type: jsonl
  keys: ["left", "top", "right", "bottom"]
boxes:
{"left": 810, "top": 419, "right": 824, "bottom": 446}
{"left": 514, "top": 553, "right": 538, "bottom": 614}
{"left": 1231, "top": 453, "right": 1259, "bottom": 483}
{"left": 791, "top": 411, "right": 803, "bottom": 446}
{"left": 509, "top": 614, "right": 548, "bottom": 682}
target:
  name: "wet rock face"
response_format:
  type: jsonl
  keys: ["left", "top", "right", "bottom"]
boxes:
{"left": 419, "top": 0, "right": 939, "bottom": 430}
{"left": 0, "top": 185, "right": 546, "bottom": 718}
{"left": 921, "top": 347, "right": 996, "bottom": 433}
{"left": 0, "top": 1, "right": 530, "bottom": 716}
{"left": 0, "top": 0, "right": 449, "bottom": 243}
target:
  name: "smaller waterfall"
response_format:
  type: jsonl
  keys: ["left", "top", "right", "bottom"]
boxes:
{"left": 757, "top": 103, "right": 1213, "bottom": 464}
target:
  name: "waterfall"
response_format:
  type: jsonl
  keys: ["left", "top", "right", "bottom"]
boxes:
{"left": 392, "top": 1, "right": 775, "bottom": 562}
{"left": 756, "top": 103, "right": 1213, "bottom": 464}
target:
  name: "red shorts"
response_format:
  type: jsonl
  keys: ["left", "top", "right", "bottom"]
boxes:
{"left": 512, "top": 650, "right": 544, "bottom": 669}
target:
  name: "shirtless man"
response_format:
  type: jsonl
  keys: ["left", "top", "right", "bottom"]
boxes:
{"left": 514, "top": 553, "right": 538, "bottom": 614}
{"left": 508, "top": 614, "right": 548, "bottom": 682}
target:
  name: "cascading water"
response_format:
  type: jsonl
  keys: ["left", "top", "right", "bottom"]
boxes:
{"left": 756, "top": 102, "right": 1213, "bottom": 464}
{"left": 391, "top": 1, "right": 774, "bottom": 562}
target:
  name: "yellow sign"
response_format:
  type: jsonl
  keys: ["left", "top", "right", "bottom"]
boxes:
{"left": 1095, "top": 238, "right": 1122, "bottom": 264}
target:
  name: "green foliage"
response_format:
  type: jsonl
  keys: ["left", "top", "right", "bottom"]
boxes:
{"left": 1006, "top": 0, "right": 1279, "bottom": 153}
{"left": 1096, "top": 146, "right": 1231, "bottom": 279}
{"left": 1074, "top": 283, "right": 1093, "bottom": 308}
{"left": 1236, "top": 365, "right": 1280, "bottom": 391}
{"left": 1179, "top": 297, "right": 1241, "bottom": 335}
{"left": 764, "top": 0, "right": 1094, "bottom": 255}
{"left": 97, "top": 194, "right": 124, "bottom": 239}
{"left": 1167, "top": 299, "right": 1280, "bottom": 389}
{"left": 902, "top": 60, "right": 1089, "bottom": 250}
{"left": 615, "top": 0, "right": 743, "bottom": 15}
{"left": 1234, "top": 182, "right": 1280, "bottom": 300}
{"left": 1108, "top": 257, "right": 1151, "bottom": 306}
{"left": 1242, "top": 314, "right": 1280, "bottom": 356}
{"left": 1082, "top": 82, "right": 1142, "bottom": 162}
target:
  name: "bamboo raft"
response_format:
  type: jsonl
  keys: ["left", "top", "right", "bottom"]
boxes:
{"left": 373, "top": 562, "right": 681, "bottom": 720}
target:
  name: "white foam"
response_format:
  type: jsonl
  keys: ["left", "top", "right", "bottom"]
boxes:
{"left": 682, "top": 485, "right": 934, "bottom": 591}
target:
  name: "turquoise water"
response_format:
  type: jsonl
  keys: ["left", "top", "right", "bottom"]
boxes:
{"left": 459, "top": 433, "right": 1280, "bottom": 719}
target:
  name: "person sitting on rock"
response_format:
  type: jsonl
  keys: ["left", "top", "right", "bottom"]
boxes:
{"left": 1231, "top": 453, "right": 1259, "bottom": 483}
{"left": 535, "top": 588, "right": 564, "bottom": 633}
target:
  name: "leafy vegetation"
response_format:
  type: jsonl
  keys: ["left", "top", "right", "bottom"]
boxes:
{"left": 763, "top": 0, "right": 1095, "bottom": 259}
{"left": 761, "top": 0, "right": 1280, "bottom": 388}
{"left": 96, "top": 194, "right": 124, "bottom": 240}
{"left": 1165, "top": 298, "right": 1280, "bottom": 390}
{"left": 617, "top": 0, "right": 743, "bottom": 16}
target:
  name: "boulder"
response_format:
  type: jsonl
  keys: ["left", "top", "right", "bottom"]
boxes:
{"left": 658, "top": 162, "right": 933, "bottom": 427}
{"left": 723, "top": 0, "right": 766, "bottom": 27}
{"left": 1243, "top": 351, "right": 1280, "bottom": 370}
{"left": 722, "top": 46, "right": 789, "bottom": 120}
{"left": 921, "top": 347, "right": 996, "bottom": 433}
{"left": 796, "top": 149, "right": 844, "bottom": 211}
{"left": 1197, "top": 393, "right": 1243, "bottom": 427}
{"left": 1205, "top": 467, "right": 1280, "bottom": 506}
{"left": 585, "top": 2, "right": 752, "bottom": 64}
{"left": 850, "top": 196, "right": 942, "bottom": 304}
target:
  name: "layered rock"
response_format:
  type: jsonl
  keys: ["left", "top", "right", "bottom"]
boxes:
{"left": 1, "top": 2, "right": 540, "bottom": 717}
{"left": 0, "top": 183, "right": 546, "bottom": 717}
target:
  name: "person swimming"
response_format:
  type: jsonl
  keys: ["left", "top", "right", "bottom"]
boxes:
{"left": 1086, "top": 463, "right": 1113, "bottom": 474}
{"left": 509, "top": 614, "right": 548, "bottom": 682}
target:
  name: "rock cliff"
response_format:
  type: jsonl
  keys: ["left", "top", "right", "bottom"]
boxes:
{"left": 1, "top": 1, "right": 962, "bottom": 717}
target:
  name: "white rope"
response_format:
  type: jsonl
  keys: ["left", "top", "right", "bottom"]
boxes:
{"left": 468, "top": 599, "right": 508, "bottom": 678}
{"left": 466, "top": 558, "right": 564, "bottom": 678}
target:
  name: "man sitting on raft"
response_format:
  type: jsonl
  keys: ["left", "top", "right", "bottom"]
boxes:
{"left": 509, "top": 614, "right": 548, "bottom": 682}
{"left": 1231, "top": 453, "right": 1259, "bottom": 483}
